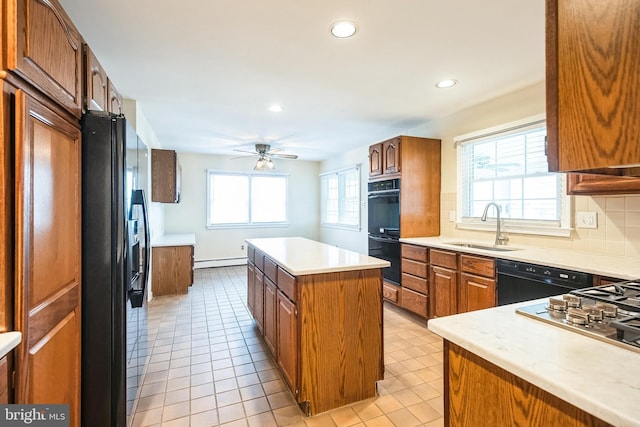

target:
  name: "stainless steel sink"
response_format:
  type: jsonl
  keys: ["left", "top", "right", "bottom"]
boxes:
{"left": 445, "top": 242, "right": 521, "bottom": 252}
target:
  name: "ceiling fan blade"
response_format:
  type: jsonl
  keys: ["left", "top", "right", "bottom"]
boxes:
{"left": 271, "top": 153, "right": 298, "bottom": 159}
{"left": 233, "top": 148, "right": 259, "bottom": 154}
{"left": 230, "top": 154, "right": 259, "bottom": 160}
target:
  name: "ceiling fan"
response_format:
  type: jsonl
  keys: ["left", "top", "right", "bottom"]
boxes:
{"left": 233, "top": 143, "right": 298, "bottom": 170}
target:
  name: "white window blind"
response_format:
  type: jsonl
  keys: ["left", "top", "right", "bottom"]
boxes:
{"left": 206, "top": 171, "right": 288, "bottom": 228}
{"left": 456, "top": 116, "right": 569, "bottom": 234}
{"left": 320, "top": 166, "right": 360, "bottom": 230}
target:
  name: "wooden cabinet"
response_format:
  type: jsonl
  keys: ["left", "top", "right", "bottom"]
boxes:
{"left": 546, "top": 0, "right": 640, "bottom": 176}
{"left": 368, "top": 143, "right": 383, "bottom": 177}
{"left": 151, "top": 149, "right": 181, "bottom": 203}
{"left": 253, "top": 270, "right": 264, "bottom": 333}
{"left": 13, "top": 90, "right": 82, "bottom": 426}
{"left": 382, "top": 282, "right": 399, "bottom": 304}
{"left": 368, "top": 136, "right": 441, "bottom": 237}
{"left": 400, "top": 244, "right": 429, "bottom": 317}
{"left": 276, "top": 289, "right": 297, "bottom": 393}
{"left": 458, "top": 255, "right": 496, "bottom": 313}
{"left": 4, "top": 0, "right": 83, "bottom": 117}
{"left": 0, "top": 356, "right": 7, "bottom": 403}
{"left": 429, "top": 250, "right": 458, "bottom": 318}
{"left": 567, "top": 174, "right": 640, "bottom": 195}
{"left": 151, "top": 245, "right": 194, "bottom": 296}
{"left": 83, "top": 45, "right": 108, "bottom": 112}
{"left": 263, "top": 277, "right": 277, "bottom": 355}
{"left": 247, "top": 261, "right": 255, "bottom": 315}
{"left": 107, "top": 79, "right": 123, "bottom": 114}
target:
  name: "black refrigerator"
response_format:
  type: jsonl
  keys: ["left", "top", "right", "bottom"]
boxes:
{"left": 81, "top": 111, "right": 150, "bottom": 427}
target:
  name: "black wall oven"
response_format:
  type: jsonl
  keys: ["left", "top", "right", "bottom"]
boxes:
{"left": 368, "top": 179, "right": 401, "bottom": 284}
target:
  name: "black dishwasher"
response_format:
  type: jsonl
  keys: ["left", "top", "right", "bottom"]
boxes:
{"left": 496, "top": 259, "right": 592, "bottom": 306}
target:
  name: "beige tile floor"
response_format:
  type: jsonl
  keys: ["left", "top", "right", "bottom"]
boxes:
{"left": 131, "top": 266, "right": 445, "bottom": 427}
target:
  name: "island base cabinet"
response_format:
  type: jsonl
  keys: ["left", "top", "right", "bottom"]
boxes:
{"left": 276, "top": 290, "right": 297, "bottom": 395}
{"left": 444, "top": 340, "right": 612, "bottom": 427}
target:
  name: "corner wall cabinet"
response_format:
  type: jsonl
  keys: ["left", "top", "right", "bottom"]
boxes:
{"left": 546, "top": 0, "right": 640, "bottom": 176}
{"left": 152, "top": 149, "right": 181, "bottom": 203}
{"left": 246, "top": 241, "right": 383, "bottom": 416}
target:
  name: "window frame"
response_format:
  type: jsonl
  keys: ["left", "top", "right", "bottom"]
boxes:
{"left": 320, "top": 165, "right": 361, "bottom": 231}
{"left": 205, "top": 170, "right": 290, "bottom": 229}
{"left": 454, "top": 114, "right": 572, "bottom": 237}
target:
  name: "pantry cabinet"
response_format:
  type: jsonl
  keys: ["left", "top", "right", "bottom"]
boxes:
{"left": 546, "top": 0, "right": 640, "bottom": 176}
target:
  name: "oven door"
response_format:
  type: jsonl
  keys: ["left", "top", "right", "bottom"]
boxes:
{"left": 367, "top": 191, "right": 400, "bottom": 237}
{"left": 368, "top": 235, "right": 400, "bottom": 285}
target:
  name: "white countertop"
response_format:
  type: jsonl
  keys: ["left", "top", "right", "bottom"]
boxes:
{"left": 401, "top": 236, "right": 640, "bottom": 280}
{"left": 0, "top": 331, "right": 21, "bottom": 359}
{"left": 245, "top": 237, "right": 390, "bottom": 276}
{"left": 152, "top": 233, "right": 196, "bottom": 247}
{"left": 428, "top": 303, "right": 639, "bottom": 427}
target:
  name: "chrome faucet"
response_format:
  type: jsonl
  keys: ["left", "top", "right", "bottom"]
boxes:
{"left": 481, "top": 202, "right": 509, "bottom": 246}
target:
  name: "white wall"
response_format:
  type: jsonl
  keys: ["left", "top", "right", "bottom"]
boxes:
{"left": 163, "top": 153, "right": 321, "bottom": 266}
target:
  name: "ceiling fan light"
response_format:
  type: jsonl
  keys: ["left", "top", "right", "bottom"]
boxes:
{"left": 254, "top": 156, "right": 275, "bottom": 171}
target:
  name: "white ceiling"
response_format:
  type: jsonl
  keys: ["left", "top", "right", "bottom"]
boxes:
{"left": 59, "top": 0, "right": 545, "bottom": 161}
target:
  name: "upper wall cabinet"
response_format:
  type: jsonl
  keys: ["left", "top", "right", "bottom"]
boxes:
{"left": 368, "top": 137, "right": 402, "bottom": 178}
{"left": 83, "top": 44, "right": 108, "bottom": 112}
{"left": 152, "top": 149, "right": 181, "bottom": 203}
{"left": 567, "top": 174, "right": 640, "bottom": 196}
{"left": 3, "top": 0, "right": 83, "bottom": 117}
{"left": 546, "top": 0, "right": 640, "bottom": 177}
{"left": 107, "top": 79, "right": 123, "bottom": 114}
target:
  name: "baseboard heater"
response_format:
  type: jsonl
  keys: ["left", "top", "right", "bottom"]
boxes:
{"left": 194, "top": 257, "right": 248, "bottom": 269}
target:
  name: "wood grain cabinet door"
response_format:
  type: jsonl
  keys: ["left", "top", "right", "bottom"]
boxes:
{"left": 7, "top": 0, "right": 83, "bottom": 117}
{"left": 83, "top": 45, "right": 108, "bottom": 112}
{"left": 368, "top": 143, "right": 382, "bottom": 176}
{"left": 246, "top": 262, "right": 255, "bottom": 316}
{"left": 13, "top": 91, "right": 81, "bottom": 426}
{"left": 253, "top": 270, "right": 264, "bottom": 333}
{"left": 459, "top": 273, "right": 496, "bottom": 313}
{"left": 382, "top": 138, "right": 401, "bottom": 174}
{"left": 429, "top": 266, "right": 457, "bottom": 318}
{"left": 263, "top": 278, "right": 277, "bottom": 356}
{"left": 107, "top": 80, "right": 123, "bottom": 115}
{"left": 276, "top": 291, "right": 297, "bottom": 394}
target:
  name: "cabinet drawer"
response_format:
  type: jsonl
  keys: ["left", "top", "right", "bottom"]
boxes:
{"left": 402, "top": 258, "right": 427, "bottom": 278}
{"left": 401, "top": 287, "right": 427, "bottom": 317}
{"left": 248, "top": 246, "right": 255, "bottom": 263}
{"left": 402, "top": 273, "right": 427, "bottom": 294}
{"left": 460, "top": 255, "right": 495, "bottom": 278}
{"left": 382, "top": 282, "right": 399, "bottom": 303}
{"left": 430, "top": 249, "right": 457, "bottom": 269}
{"left": 277, "top": 268, "right": 297, "bottom": 302}
{"left": 264, "top": 257, "right": 278, "bottom": 283}
{"left": 254, "top": 250, "right": 265, "bottom": 272}
{"left": 402, "top": 244, "right": 428, "bottom": 262}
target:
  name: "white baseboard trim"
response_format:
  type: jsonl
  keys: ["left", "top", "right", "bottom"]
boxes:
{"left": 195, "top": 257, "right": 248, "bottom": 269}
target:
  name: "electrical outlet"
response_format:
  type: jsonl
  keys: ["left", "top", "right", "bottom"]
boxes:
{"left": 241, "top": 244, "right": 245, "bottom": 251}
{"left": 576, "top": 211, "right": 597, "bottom": 229}
{"left": 449, "top": 210, "right": 456, "bottom": 222}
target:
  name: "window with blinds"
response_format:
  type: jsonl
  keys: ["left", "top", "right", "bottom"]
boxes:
{"left": 456, "top": 116, "right": 569, "bottom": 234}
{"left": 320, "top": 166, "right": 360, "bottom": 230}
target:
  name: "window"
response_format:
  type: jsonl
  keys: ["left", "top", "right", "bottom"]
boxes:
{"left": 320, "top": 166, "right": 361, "bottom": 230}
{"left": 206, "top": 171, "right": 288, "bottom": 228}
{"left": 456, "top": 114, "right": 570, "bottom": 236}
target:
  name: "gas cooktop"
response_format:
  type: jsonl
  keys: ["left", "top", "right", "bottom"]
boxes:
{"left": 516, "top": 281, "right": 640, "bottom": 354}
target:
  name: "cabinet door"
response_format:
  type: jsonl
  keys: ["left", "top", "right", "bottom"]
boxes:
{"left": 151, "top": 149, "right": 179, "bottom": 203}
{"left": 263, "top": 277, "right": 277, "bottom": 356}
{"left": 14, "top": 90, "right": 81, "bottom": 426}
{"left": 84, "top": 45, "right": 108, "bottom": 112}
{"left": 429, "top": 265, "right": 457, "bottom": 318}
{"left": 276, "top": 290, "right": 297, "bottom": 394}
{"left": 7, "top": 0, "right": 83, "bottom": 116}
{"left": 547, "top": 0, "right": 640, "bottom": 174}
{"left": 383, "top": 138, "right": 401, "bottom": 174}
{"left": 247, "top": 262, "right": 255, "bottom": 316}
{"left": 151, "top": 246, "right": 192, "bottom": 295}
{"left": 107, "top": 79, "right": 123, "bottom": 115}
{"left": 254, "top": 270, "right": 264, "bottom": 333}
{"left": 459, "top": 273, "right": 496, "bottom": 313}
{"left": 567, "top": 173, "right": 640, "bottom": 195}
{"left": 368, "top": 143, "right": 383, "bottom": 176}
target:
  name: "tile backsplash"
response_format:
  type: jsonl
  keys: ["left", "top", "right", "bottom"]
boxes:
{"left": 440, "top": 193, "right": 640, "bottom": 260}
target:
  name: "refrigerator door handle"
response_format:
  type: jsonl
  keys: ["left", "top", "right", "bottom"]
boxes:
{"left": 129, "top": 189, "right": 150, "bottom": 308}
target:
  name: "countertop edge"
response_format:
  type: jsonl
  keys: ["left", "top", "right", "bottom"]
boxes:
{"left": 0, "top": 332, "right": 22, "bottom": 359}
{"left": 152, "top": 233, "right": 196, "bottom": 247}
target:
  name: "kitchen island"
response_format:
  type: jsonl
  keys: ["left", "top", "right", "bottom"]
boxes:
{"left": 245, "top": 237, "right": 390, "bottom": 416}
{"left": 428, "top": 301, "right": 638, "bottom": 427}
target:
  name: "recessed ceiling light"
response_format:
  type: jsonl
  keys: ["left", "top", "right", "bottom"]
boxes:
{"left": 435, "top": 79, "right": 457, "bottom": 88}
{"left": 268, "top": 104, "right": 283, "bottom": 112}
{"left": 330, "top": 21, "right": 358, "bottom": 38}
